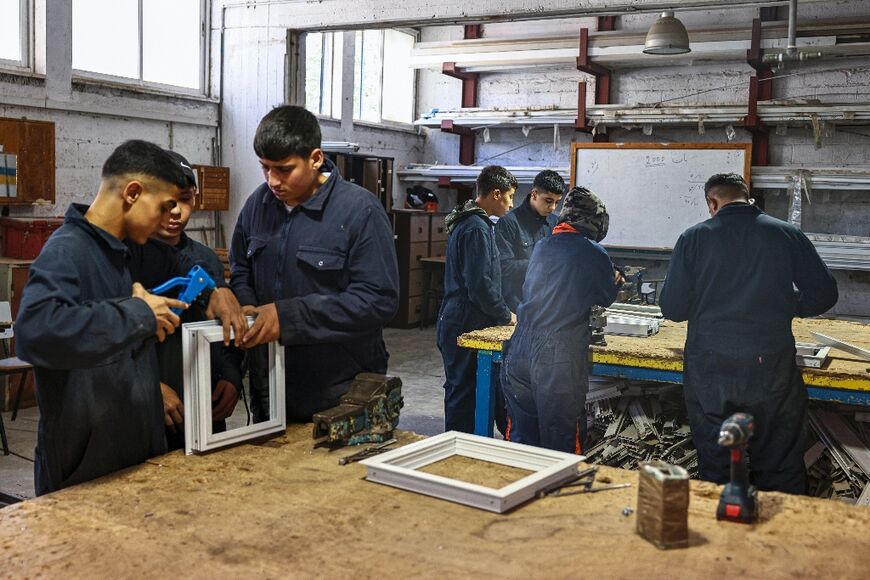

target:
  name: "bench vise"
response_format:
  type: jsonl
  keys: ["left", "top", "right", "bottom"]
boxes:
{"left": 312, "top": 373, "right": 404, "bottom": 447}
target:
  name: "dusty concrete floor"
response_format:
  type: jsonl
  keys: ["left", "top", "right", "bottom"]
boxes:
{"left": 0, "top": 327, "right": 446, "bottom": 500}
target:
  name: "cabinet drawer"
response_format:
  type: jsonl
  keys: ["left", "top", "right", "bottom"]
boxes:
{"left": 429, "top": 218, "right": 448, "bottom": 242}
{"left": 404, "top": 241, "right": 429, "bottom": 271}
{"left": 429, "top": 240, "right": 447, "bottom": 259}
{"left": 393, "top": 295, "right": 438, "bottom": 327}
{"left": 408, "top": 214, "right": 430, "bottom": 243}
{"left": 402, "top": 268, "right": 425, "bottom": 298}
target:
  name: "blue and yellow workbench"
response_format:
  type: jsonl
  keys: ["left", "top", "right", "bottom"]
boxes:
{"left": 458, "top": 318, "right": 870, "bottom": 436}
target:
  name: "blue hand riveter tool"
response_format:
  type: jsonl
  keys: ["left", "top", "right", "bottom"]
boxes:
{"left": 132, "top": 265, "right": 217, "bottom": 359}
{"left": 150, "top": 265, "right": 217, "bottom": 314}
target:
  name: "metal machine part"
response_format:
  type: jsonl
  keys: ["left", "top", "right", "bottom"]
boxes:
{"left": 312, "top": 373, "right": 404, "bottom": 447}
{"left": 590, "top": 306, "right": 607, "bottom": 346}
{"left": 605, "top": 315, "right": 660, "bottom": 337}
{"left": 795, "top": 343, "right": 831, "bottom": 369}
{"left": 536, "top": 466, "right": 632, "bottom": 498}
{"left": 810, "top": 331, "right": 870, "bottom": 363}
{"left": 338, "top": 438, "right": 398, "bottom": 465}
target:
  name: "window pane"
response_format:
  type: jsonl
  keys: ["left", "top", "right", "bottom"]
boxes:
{"left": 73, "top": 0, "right": 139, "bottom": 79}
{"left": 320, "top": 33, "right": 334, "bottom": 116}
{"left": 143, "top": 0, "right": 202, "bottom": 89}
{"left": 0, "top": 0, "right": 22, "bottom": 62}
{"left": 353, "top": 32, "right": 362, "bottom": 119}
{"left": 382, "top": 30, "right": 415, "bottom": 124}
{"left": 329, "top": 32, "right": 343, "bottom": 118}
{"left": 356, "top": 30, "right": 383, "bottom": 123}
{"left": 304, "top": 32, "right": 324, "bottom": 115}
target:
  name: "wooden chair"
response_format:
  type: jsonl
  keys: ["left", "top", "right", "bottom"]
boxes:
{"left": 0, "top": 301, "right": 32, "bottom": 455}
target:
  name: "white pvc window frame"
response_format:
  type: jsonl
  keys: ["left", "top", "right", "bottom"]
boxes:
{"left": 360, "top": 431, "right": 584, "bottom": 513}
{"left": 182, "top": 319, "right": 285, "bottom": 455}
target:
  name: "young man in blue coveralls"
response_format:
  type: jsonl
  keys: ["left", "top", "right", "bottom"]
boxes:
{"left": 495, "top": 169, "right": 565, "bottom": 313}
{"left": 501, "top": 186, "right": 620, "bottom": 453}
{"left": 16, "top": 140, "right": 244, "bottom": 495}
{"left": 437, "top": 166, "right": 517, "bottom": 434}
{"left": 230, "top": 105, "right": 399, "bottom": 422}
{"left": 151, "top": 151, "right": 243, "bottom": 450}
{"left": 660, "top": 173, "right": 838, "bottom": 493}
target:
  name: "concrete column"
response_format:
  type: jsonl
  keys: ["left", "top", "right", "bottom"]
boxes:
{"left": 45, "top": 0, "right": 73, "bottom": 101}
{"left": 341, "top": 30, "right": 356, "bottom": 131}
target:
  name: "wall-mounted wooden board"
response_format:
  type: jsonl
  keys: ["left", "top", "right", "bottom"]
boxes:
{"left": 0, "top": 118, "right": 56, "bottom": 205}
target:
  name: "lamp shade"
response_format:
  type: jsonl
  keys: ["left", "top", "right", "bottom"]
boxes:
{"left": 643, "top": 11, "right": 691, "bottom": 55}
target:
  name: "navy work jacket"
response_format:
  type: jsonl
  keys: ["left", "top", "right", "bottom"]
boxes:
{"left": 229, "top": 158, "right": 399, "bottom": 417}
{"left": 16, "top": 204, "right": 166, "bottom": 495}
{"left": 660, "top": 203, "right": 838, "bottom": 351}
{"left": 439, "top": 212, "right": 512, "bottom": 332}
{"left": 495, "top": 196, "right": 557, "bottom": 312}
{"left": 516, "top": 229, "right": 619, "bottom": 334}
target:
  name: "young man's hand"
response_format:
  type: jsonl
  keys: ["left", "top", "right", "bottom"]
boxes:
{"left": 509, "top": 312, "right": 517, "bottom": 325}
{"left": 212, "top": 379, "right": 239, "bottom": 421}
{"left": 206, "top": 287, "right": 248, "bottom": 347}
{"left": 160, "top": 382, "right": 184, "bottom": 433}
{"left": 132, "top": 282, "right": 187, "bottom": 342}
{"left": 241, "top": 303, "right": 280, "bottom": 347}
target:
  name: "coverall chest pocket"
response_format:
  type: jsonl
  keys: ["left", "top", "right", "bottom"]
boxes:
{"left": 296, "top": 245, "right": 348, "bottom": 288}
{"left": 246, "top": 236, "right": 270, "bottom": 286}
{"left": 520, "top": 239, "right": 534, "bottom": 258}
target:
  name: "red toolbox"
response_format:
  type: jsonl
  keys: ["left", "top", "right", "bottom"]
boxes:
{"left": 0, "top": 217, "right": 64, "bottom": 259}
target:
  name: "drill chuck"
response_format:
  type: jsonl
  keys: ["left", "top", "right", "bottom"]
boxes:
{"left": 717, "top": 412, "right": 754, "bottom": 448}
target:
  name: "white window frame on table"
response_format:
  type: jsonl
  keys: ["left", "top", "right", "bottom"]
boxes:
{"left": 360, "top": 431, "right": 584, "bottom": 513}
{"left": 182, "top": 319, "right": 285, "bottom": 455}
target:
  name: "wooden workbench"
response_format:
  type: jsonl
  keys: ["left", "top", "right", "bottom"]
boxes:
{"left": 459, "top": 317, "right": 870, "bottom": 404}
{"left": 1, "top": 425, "right": 869, "bottom": 578}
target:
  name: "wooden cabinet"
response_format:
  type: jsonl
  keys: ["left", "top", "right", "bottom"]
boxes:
{"left": 326, "top": 153, "right": 394, "bottom": 212}
{"left": 0, "top": 118, "right": 55, "bottom": 205}
{"left": 0, "top": 258, "right": 35, "bottom": 412}
{"left": 390, "top": 210, "right": 448, "bottom": 328}
{"left": 191, "top": 164, "right": 230, "bottom": 211}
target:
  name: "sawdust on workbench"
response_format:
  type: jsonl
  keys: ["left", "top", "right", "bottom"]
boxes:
{"left": 419, "top": 455, "right": 533, "bottom": 488}
{"left": 2, "top": 425, "right": 870, "bottom": 579}
{"left": 460, "top": 318, "right": 870, "bottom": 381}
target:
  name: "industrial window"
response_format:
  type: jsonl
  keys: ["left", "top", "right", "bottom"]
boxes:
{"left": 305, "top": 31, "right": 344, "bottom": 119}
{"left": 354, "top": 29, "right": 416, "bottom": 125}
{"left": 72, "top": 0, "right": 205, "bottom": 92}
{"left": 304, "top": 28, "right": 416, "bottom": 125}
{"left": 0, "top": 0, "right": 27, "bottom": 67}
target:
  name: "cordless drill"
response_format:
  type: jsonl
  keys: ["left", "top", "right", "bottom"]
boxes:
{"left": 715, "top": 412, "right": 758, "bottom": 524}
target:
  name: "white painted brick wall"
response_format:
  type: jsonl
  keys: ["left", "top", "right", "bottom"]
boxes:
{"left": 0, "top": 103, "right": 216, "bottom": 222}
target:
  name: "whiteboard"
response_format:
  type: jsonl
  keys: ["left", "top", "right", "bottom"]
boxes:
{"left": 570, "top": 143, "right": 751, "bottom": 250}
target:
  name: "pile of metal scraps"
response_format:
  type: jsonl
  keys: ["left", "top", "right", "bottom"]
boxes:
{"left": 583, "top": 381, "right": 870, "bottom": 505}
{"left": 806, "top": 405, "right": 870, "bottom": 505}
{"left": 584, "top": 380, "right": 699, "bottom": 478}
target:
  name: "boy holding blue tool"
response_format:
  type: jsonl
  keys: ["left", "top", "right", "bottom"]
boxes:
{"left": 16, "top": 141, "right": 244, "bottom": 495}
{"left": 149, "top": 151, "right": 243, "bottom": 449}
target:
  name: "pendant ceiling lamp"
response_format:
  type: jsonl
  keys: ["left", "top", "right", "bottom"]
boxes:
{"left": 643, "top": 11, "right": 691, "bottom": 55}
